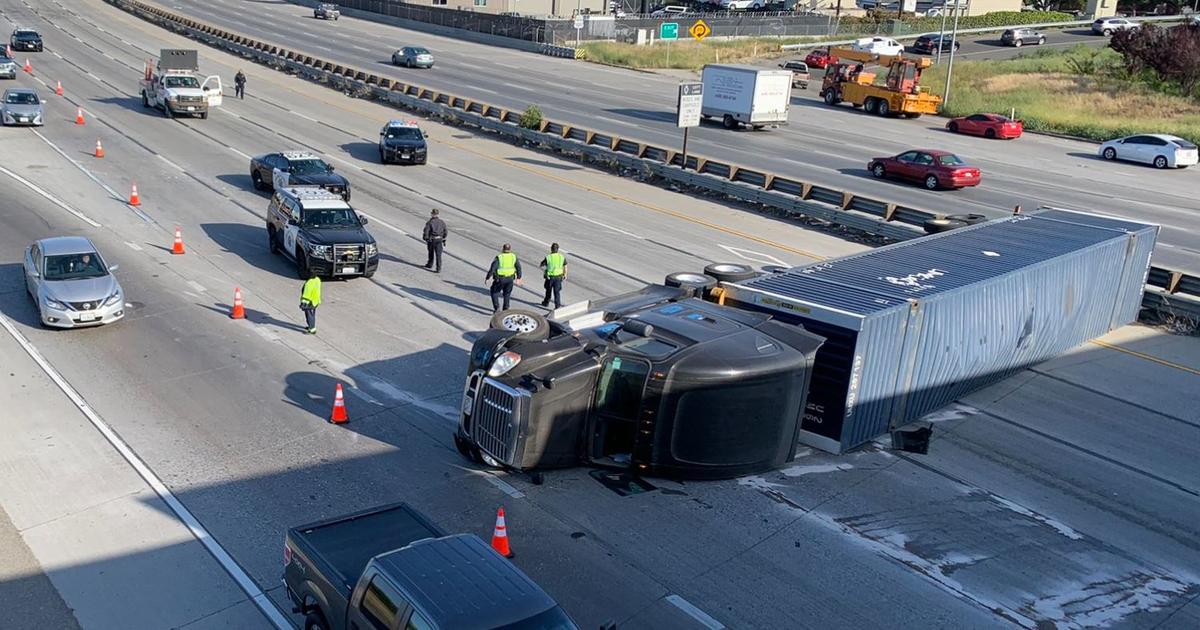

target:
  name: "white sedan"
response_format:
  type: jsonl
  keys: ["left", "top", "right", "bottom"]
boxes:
{"left": 1098, "top": 134, "right": 1199, "bottom": 169}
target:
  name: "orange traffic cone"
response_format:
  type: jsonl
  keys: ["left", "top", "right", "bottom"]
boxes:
{"left": 490, "top": 507, "right": 514, "bottom": 558}
{"left": 55, "top": 80, "right": 63, "bottom": 96}
{"left": 129, "top": 182, "right": 142, "bottom": 207}
{"left": 23, "top": 58, "right": 31, "bottom": 73}
{"left": 230, "top": 287, "right": 246, "bottom": 319}
{"left": 94, "top": 139, "right": 104, "bottom": 158}
{"left": 330, "top": 383, "right": 348, "bottom": 424}
{"left": 171, "top": 226, "right": 185, "bottom": 254}
{"left": 75, "top": 107, "right": 85, "bottom": 125}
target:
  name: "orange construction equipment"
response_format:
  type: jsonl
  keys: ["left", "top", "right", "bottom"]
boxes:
{"left": 230, "top": 287, "right": 246, "bottom": 319}
{"left": 819, "top": 47, "right": 942, "bottom": 118}
{"left": 23, "top": 58, "right": 31, "bottom": 73}
{"left": 75, "top": 107, "right": 85, "bottom": 125}
{"left": 330, "top": 383, "right": 348, "bottom": 424}
{"left": 171, "top": 225, "right": 185, "bottom": 254}
{"left": 55, "top": 80, "right": 63, "bottom": 96}
{"left": 130, "top": 183, "right": 143, "bottom": 207}
{"left": 94, "top": 139, "right": 105, "bottom": 158}
{"left": 490, "top": 507, "right": 514, "bottom": 558}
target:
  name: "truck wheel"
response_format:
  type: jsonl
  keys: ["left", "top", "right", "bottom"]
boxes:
{"left": 664, "top": 272, "right": 717, "bottom": 296}
{"left": 199, "top": 112, "right": 208, "bottom": 120}
{"left": 923, "top": 218, "right": 968, "bottom": 234}
{"left": 761, "top": 264, "right": 789, "bottom": 274}
{"left": 304, "top": 612, "right": 329, "bottom": 630}
{"left": 141, "top": 91, "right": 149, "bottom": 108}
{"left": 164, "top": 104, "right": 173, "bottom": 119}
{"left": 489, "top": 309, "right": 549, "bottom": 341}
{"left": 454, "top": 432, "right": 484, "bottom": 464}
{"left": 822, "top": 90, "right": 839, "bottom": 105}
{"left": 296, "top": 249, "right": 311, "bottom": 279}
{"left": 722, "top": 114, "right": 737, "bottom": 130}
{"left": 703, "top": 263, "right": 756, "bottom": 283}
{"left": 864, "top": 98, "right": 879, "bottom": 114}
{"left": 947, "top": 213, "right": 988, "bottom": 225}
{"left": 877, "top": 99, "right": 891, "bottom": 117}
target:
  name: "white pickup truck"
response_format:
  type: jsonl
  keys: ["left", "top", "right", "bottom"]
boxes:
{"left": 139, "top": 49, "right": 222, "bottom": 119}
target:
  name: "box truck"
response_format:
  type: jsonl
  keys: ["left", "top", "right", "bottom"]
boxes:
{"left": 700, "top": 64, "right": 792, "bottom": 130}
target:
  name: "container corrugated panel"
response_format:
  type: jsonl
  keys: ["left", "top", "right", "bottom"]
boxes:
{"left": 724, "top": 210, "right": 1159, "bottom": 453}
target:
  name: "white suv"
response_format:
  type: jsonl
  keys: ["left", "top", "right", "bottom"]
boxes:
{"left": 1091, "top": 17, "right": 1138, "bottom": 35}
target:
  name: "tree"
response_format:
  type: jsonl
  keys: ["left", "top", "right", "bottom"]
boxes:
{"left": 1109, "top": 23, "right": 1200, "bottom": 97}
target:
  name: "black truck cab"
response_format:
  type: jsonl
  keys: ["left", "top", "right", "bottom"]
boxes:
{"left": 456, "top": 285, "right": 824, "bottom": 480}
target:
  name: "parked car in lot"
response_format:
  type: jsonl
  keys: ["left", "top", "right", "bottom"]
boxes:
{"left": 1, "top": 87, "right": 44, "bottom": 126}
{"left": 650, "top": 5, "right": 691, "bottom": 16}
{"left": 868, "top": 149, "right": 982, "bottom": 190}
{"left": 1001, "top": 27, "right": 1046, "bottom": 47}
{"left": 778, "top": 60, "right": 810, "bottom": 89}
{"left": 946, "top": 113, "right": 1023, "bottom": 139}
{"left": 910, "top": 33, "right": 959, "bottom": 54}
{"left": 1098, "top": 134, "right": 1198, "bottom": 169}
{"left": 804, "top": 49, "right": 837, "bottom": 69}
{"left": 721, "top": 0, "right": 765, "bottom": 9}
{"left": 391, "top": 46, "right": 434, "bottom": 68}
{"left": 851, "top": 36, "right": 904, "bottom": 57}
{"left": 1092, "top": 17, "right": 1138, "bottom": 35}
{"left": 23, "top": 236, "right": 124, "bottom": 329}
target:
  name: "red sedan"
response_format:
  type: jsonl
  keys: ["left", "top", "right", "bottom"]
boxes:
{"left": 805, "top": 49, "right": 838, "bottom": 69}
{"left": 947, "top": 113, "right": 1024, "bottom": 139}
{"left": 868, "top": 150, "right": 982, "bottom": 190}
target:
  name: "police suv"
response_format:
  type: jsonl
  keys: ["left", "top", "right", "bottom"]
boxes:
{"left": 266, "top": 187, "right": 378, "bottom": 279}
{"left": 378, "top": 120, "right": 428, "bottom": 165}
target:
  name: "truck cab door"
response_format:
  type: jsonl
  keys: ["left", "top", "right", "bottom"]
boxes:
{"left": 202, "top": 75, "right": 223, "bottom": 107}
{"left": 588, "top": 355, "right": 651, "bottom": 467}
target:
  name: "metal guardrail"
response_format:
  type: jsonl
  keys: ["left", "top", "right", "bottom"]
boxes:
{"left": 779, "top": 14, "right": 1191, "bottom": 50}
{"left": 104, "top": 0, "right": 1200, "bottom": 324}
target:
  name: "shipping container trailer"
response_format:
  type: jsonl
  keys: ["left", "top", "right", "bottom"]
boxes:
{"left": 721, "top": 208, "right": 1159, "bottom": 453}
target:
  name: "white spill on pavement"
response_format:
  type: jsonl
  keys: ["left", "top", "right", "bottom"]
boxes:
{"left": 779, "top": 463, "right": 854, "bottom": 477}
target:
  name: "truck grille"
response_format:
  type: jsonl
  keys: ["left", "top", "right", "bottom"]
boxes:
{"left": 334, "top": 244, "right": 363, "bottom": 263}
{"left": 177, "top": 95, "right": 204, "bottom": 103}
{"left": 471, "top": 379, "right": 519, "bottom": 465}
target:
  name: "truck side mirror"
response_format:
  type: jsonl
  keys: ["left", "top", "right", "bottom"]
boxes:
{"left": 359, "top": 216, "right": 369, "bottom": 225}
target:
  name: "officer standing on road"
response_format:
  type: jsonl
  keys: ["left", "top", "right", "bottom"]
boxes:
{"left": 485, "top": 244, "right": 522, "bottom": 312}
{"left": 422, "top": 208, "right": 447, "bottom": 273}
{"left": 234, "top": 69, "right": 246, "bottom": 99}
{"left": 300, "top": 272, "right": 322, "bottom": 334}
{"left": 539, "top": 243, "right": 567, "bottom": 309}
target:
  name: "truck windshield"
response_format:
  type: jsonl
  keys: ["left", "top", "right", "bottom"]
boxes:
{"left": 494, "top": 605, "right": 578, "bottom": 629}
{"left": 594, "top": 356, "right": 648, "bottom": 419}
{"left": 164, "top": 76, "right": 199, "bottom": 88}
{"left": 302, "top": 208, "right": 359, "bottom": 228}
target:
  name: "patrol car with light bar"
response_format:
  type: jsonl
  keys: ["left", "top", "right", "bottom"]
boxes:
{"left": 378, "top": 120, "right": 428, "bottom": 165}
{"left": 266, "top": 187, "right": 378, "bottom": 279}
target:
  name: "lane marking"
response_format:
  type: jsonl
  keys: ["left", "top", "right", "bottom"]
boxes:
{"left": 502, "top": 225, "right": 551, "bottom": 247}
{"left": 226, "top": 145, "right": 252, "bottom": 159}
{"left": 665, "top": 594, "right": 726, "bottom": 629}
{"left": 187, "top": 280, "right": 208, "bottom": 293}
{"left": 29, "top": 129, "right": 152, "bottom": 222}
{"left": 575, "top": 214, "right": 642, "bottom": 239}
{"left": 719, "top": 244, "right": 788, "bottom": 267}
{"left": 1089, "top": 339, "right": 1200, "bottom": 377}
{"left": 156, "top": 153, "right": 185, "bottom": 172}
{"left": 0, "top": 164, "right": 101, "bottom": 227}
{"left": 484, "top": 474, "right": 525, "bottom": 499}
{"left": 0, "top": 313, "right": 292, "bottom": 630}
{"left": 125, "top": 241, "right": 143, "bottom": 251}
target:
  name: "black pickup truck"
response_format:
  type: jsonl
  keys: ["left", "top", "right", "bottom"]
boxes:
{"left": 284, "top": 502, "right": 579, "bottom": 630}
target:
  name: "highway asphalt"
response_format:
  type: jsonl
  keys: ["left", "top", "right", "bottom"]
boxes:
{"left": 1, "top": 0, "right": 1199, "bottom": 628}
{"left": 149, "top": 0, "right": 1199, "bottom": 274}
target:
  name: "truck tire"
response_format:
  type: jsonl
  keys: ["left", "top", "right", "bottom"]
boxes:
{"left": 864, "top": 98, "right": 878, "bottom": 114}
{"left": 822, "top": 90, "right": 839, "bottom": 105}
{"left": 877, "top": 99, "right": 891, "bottom": 117}
{"left": 947, "top": 213, "right": 988, "bottom": 225}
{"left": 141, "top": 91, "right": 149, "bottom": 108}
{"left": 923, "top": 218, "right": 968, "bottom": 234}
{"left": 761, "top": 264, "right": 789, "bottom": 274}
{"left": 664, "top": 272, "right": 717, "bottom": 296}
{"left": 489, "top": 309, "right": 549, "bottom": 341}
{"left": 164, "top": 104, "right": 173, "bottom": 119}
{"left": 703, "top": 263, "right": 757, "bottom": 283}
{"left": 722, "top": 114, "right": 738, "bottom": 130}
{"left": 199, "top": 112, "right": 208, "bottom": 120}
{"left": 304, "top": 612, "right": 329, "bottom": 630}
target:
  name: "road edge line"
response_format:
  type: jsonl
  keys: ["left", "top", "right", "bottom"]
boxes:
{"left": 0, "top": 312, "right": 293, "bottom": 630}
{"left": 0, "top": 164, "right": 102, "bottom": 228}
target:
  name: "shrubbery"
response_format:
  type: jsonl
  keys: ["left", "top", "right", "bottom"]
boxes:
{"left": 842, "top": 10, "right": 1076, "bottom": 35}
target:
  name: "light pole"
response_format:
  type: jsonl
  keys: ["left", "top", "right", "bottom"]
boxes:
{"left": 935, "top": 0, "right": 950, "bottom": 65}
{"left": 942, "top": 0, "right": 966, "bottom": 106}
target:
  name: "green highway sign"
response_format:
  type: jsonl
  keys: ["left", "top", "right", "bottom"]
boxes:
{"left": 660, "top": 22, "right": 679, "bottom": 41}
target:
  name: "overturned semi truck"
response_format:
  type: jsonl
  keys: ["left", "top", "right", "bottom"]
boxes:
{"left": 454, "top": 209, "right": 1158, "bottom": 480}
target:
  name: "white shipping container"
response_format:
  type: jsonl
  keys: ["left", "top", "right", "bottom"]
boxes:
{"left": 701, "top": 65, "right": 792, "bottom": 129}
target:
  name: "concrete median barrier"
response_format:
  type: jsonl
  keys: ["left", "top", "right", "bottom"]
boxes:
{"left": 104, "top": 0, "right": 1200, "bottom": 323}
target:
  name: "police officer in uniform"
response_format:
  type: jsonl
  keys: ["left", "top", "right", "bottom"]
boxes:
{"left": 422, "top": 208, "right": 447, "bottom": 272}
{"left": 485, "top": 244, "right": 522, "bottom": 312}
{"left": 539, "top": 243, "right": 567, "bottom": 309}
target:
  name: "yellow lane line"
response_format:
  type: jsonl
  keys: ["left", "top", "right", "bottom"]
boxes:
{"left": 1089, "top": 338, "right": 1200, "bottom": 377}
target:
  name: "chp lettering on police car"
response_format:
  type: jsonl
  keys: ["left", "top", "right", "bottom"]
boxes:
{"left": 378, "top": 120, "right": 428, "bottom": 165}
{"left": 250, "top": 151, "right": 351, "bottom": 200}
{"left": 24, "top": 236, "right": 125, "bottom": 329}
{"left": 267, "top": 187, "right": 378, "bottom": 279}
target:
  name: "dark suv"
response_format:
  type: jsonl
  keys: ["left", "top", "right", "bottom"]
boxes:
{"left": 378, "top": 120, "right": 428, "bottom": 164}
{"left": 1000, "top": 27, "right": 1046, "bottom": 47}
{"left": 10, "top": 28, "right": 43, "bottom": 52}
{"left": 910, "top": 33, "right": 959, "bottom": 54}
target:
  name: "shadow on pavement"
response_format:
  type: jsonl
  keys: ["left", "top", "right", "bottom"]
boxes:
{"left": 398, "top": 284, "right": 493, "bottom": 316}
{"left": 339, "top": 142, "right": 379, "bottom": 164}
{"left": 197, "top": 303, "right": 308, "bottom": 332}
{"left": 200, "top": 222, "right": 295, "bottom": 278}
{"left": 0, "top": 262, "right": 43, "bottom": 329}
{"left": 506, "top": 157, "right": 582, "bottom": 171}
{"left": 605, "top": 108, "right": 676, "bottom": 123}
{"left": 215, "top": 173, "right": 258, "bottom": 195}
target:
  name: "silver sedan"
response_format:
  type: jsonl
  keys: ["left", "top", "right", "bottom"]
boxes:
{"left": 2, "top": 87, "right": 43, "bottom": 126}
{"left": 23, "top": 236, "right": 125, "bottom": 328}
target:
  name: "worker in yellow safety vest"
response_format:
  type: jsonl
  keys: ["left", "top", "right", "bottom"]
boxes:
{"left": 485, "top": 243, "right": 522, "bottom": 312}
{"left": 300, "top": 272, "right": 322, "bottom": 334}
{"left": 539, "top": 243, "right": 568, "bottom": 309}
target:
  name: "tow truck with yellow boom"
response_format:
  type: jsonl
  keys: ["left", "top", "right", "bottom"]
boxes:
{"left": 818, "top": 47, "right": 942, "bottom": 118}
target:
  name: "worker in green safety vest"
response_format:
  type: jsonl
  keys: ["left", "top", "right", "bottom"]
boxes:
{"left": 539, "top": 242, "right": 568, "bottom": 309}
{"left": 300, "top": 272, "right": 322, "bottom": 334}
{"left": 485, "top": 243, "right": 523, "bottom": 312}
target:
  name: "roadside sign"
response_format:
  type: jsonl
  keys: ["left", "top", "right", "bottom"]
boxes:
{"left": 676, "top": 82, "right": 702, "bottom": 128}
{"left": 660, "top": 22, "right": 679, "bottom": 41}
{"left": 689, "top": 19, "right": 711, "bottom": 42}
{"left": 573, "top": 15, "right": 585, "bottom": 30}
